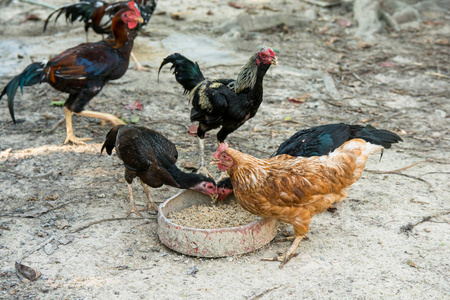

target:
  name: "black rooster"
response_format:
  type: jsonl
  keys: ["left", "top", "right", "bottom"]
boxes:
{"left": 44, "top": 0, "right": 157, "bottom": 70}
{"left": 216, "top": 123, "right": 402, "bottom": 200}
{"left": 1, "top": 2, "right": 143, "bottom": 145}
{"left": 101, "top": 125, "right": 217, "bottom": 216}
{"left": 158, "top": 47, "right": 277, "bottom": 176}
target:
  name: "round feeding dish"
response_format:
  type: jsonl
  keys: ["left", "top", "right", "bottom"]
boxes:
{"left": 158, "top": 190, "right": 278, "bottom": 258}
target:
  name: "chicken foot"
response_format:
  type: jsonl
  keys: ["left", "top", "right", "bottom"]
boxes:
{"left": 262, "top": 235, "right": 304, "bottom": 268}
{"left": 64, "top": 107, "right": 92, "bottom": 145}
{"left": 131, "top": 52, "right": 149, "bottom": 71}
{"left": 140, "top": 179, "right": 158, "bottom": 214}
{"left": 197, "top": 137, "right": 214, "bottom": 178}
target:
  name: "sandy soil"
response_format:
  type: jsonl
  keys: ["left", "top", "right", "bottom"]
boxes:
{"left": 1, "top": 0, "right": 449, "bottom": 299}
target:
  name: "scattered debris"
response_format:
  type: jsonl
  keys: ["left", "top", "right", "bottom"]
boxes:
{"left": 287, "top": 95, "right": 309, "bottom": 104}
{"left": 44, "top": 243, "right": 57, "bottom": 255}
{"left": 21, "top": 207, "right": 50, "bottom": 218}
{"left": 187, "top": 265, "right": 199, "bottom": 276}
{"left": 15, "top": 262, "right": 41, "bottom": 281}
{"left": 55, "top": 219, "right": 70, "bottom": 230}
{"left": 124, "top": 100, "right": 143, "bottom": 111}
{"left": 406, "top": 259, "right": 418, "bottom": 269}
{"left": 400, "top": 210, "right": 450, "bottom": 235}
{"left": 228, "top": 2, "right": 245, "bottom": 9}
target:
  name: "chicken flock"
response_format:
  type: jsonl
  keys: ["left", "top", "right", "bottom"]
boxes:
{"left": 1, "top": 1, "right": 403, "bottom": 268}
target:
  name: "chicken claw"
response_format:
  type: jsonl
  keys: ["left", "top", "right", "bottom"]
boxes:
{"left": 64, "top": 134, "right": 92, "bottom": 145}
{"left": 262, "top": 235, "right": 304, "bottom": 268}
{"left": 126, "top": 204, "right": 144, "bottom": 218}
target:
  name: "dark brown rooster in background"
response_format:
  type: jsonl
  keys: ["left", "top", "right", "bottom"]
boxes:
{"left": 44, "top": 0, "right": 157, "bottom": 70}
{"left": 212, "top": 128, "right": 401, "bottom": 268}
{"left": 158, "top": 47, "right": 277, "bottom": 176}
{"left": 101, "top": 125, "right": 217, "bottom": 216}
{"left": 216, "top": 123, "right": 403, "bottom": 200}
{"left": 1, "top": 1, "right": 143, "bottom": 145}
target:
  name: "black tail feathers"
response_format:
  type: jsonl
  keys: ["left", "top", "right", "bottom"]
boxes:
{"left": 101, "top": 125, "right": 125, "bottom": 155}
{"left": 158, "top": 53, "right": 205, "bottom": 94}
{"left": 351, "top": 125, "right": 403, "bottom": 149}
{"left": 43, "top": 0, "right": 98, "bottom": 32}
{"left": 0, "top": 62, "right": 45, "bottom": 123}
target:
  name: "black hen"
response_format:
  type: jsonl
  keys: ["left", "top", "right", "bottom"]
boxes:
{"left": 216, "top": 123, "right": 402, "bottom": 200}
{"left": 101, "top": 125, "right": 217, "bottom": 216}
{"left": 158, "top": 47, "right": 277, "bottom": 176}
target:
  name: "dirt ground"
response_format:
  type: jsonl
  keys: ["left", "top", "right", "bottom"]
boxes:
{"left": 1, "top": 0, "right": 449, "bottom": 298}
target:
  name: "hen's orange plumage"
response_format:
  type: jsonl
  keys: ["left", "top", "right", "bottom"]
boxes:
{"left": 213, "top": 139, "right": 386, "bottom": 267}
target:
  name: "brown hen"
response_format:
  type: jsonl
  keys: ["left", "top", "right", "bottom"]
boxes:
{"left": 213, "top": 138, "right": 393, "bottom": 268}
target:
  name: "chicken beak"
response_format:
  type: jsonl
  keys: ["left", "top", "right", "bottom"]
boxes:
{"left": 136, "top": 17, "right": 144, "bottom": 24}
{"left": 271, "top": 57, "right": 278, "bottom": 66}
{"left": 210, "top": 158, "right": 220, "bottom": 165}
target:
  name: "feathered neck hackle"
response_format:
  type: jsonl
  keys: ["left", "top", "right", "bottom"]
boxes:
{"left": 108, "top": 10, "right": 134, "bottom": 49}
{"left": 225, "top": 148, "right": 269, "bottom": 190}
{"left": 233, "top": 50, "right": 260, "bottom": 94}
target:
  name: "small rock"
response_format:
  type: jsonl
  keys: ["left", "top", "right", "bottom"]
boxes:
{"left": 55, "top": 219, "right": 70, "bottom": 230}
{"left": 57, "top": 235, "right": 74, "bottom": 245}
{"left": 44, "top": 243, "right": 57, "bottom": 255}
{"left": 187, "top": 265, "right": 199, "bottom": 276}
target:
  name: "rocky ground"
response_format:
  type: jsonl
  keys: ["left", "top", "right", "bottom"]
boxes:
{"left": 0, "top": 0, "right": 449, "bottom": 299}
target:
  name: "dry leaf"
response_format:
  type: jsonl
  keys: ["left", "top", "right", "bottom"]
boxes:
{"left": 436, "top": 38, "right": 449, "bottom": 45}
{"left": 423, "top": 20, "right": 444, "bottom": 26}
{"left": 22, "top": 14, "right": 41, "bottom": 23}
{"left": 379, "top": 62, "right": 396, "bottom": 67}
{"left": 124, "top": 100, "right": 143, "bottom": 111}
{"left": 228, "top": 2, "right": 245, "bottom": 9}
{"left": 336, "top": 18, "right": 352, "bottom": 27}
{"left": 15, "top": 262, "right": 41, "bottom": 281}
{"left": 287, "top": 94, "right": 309, "bottom": 104}
{"left": 358, "top": 41, "right": 372, "bottom": 49}
{"left": 170, "top": 13, "right": 185, "bottom": 20}
{"left": 327, "top": 37, "right": 341, "bottom": 45}
{"left": 188, "top": 124, "right": 198, "bottom": 136}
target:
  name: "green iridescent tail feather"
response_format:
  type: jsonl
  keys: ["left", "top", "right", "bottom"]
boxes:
{"left": 0, "top": 62, "right": 45, "bottom": 123}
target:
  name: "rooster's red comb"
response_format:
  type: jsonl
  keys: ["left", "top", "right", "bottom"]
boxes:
{"left": 127, "top": 1, "right": 141, "bottom": 17}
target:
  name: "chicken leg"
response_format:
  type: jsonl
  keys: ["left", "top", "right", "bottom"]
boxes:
{"left": 140, "top": 179, "right": 158, "bottom": 213}
{"left": 131, "top": 52, "right": 149, "bottom": 71}
{"left": 262, "top": 235, "right": 304, "bottom": 268}
{"left": 197, "top": 137, "right": 214, "bottom": 178}
{"left": 74, "top": 110, "right": 126, "bottom": 126}
{"left": 126, "top": 182, "right": 143, "bottom": 217}
{"left": 64, "top": 107, "right": 126, "bottom": 145}
{"left": 64, "top": 107, "right": 92, "bottom": 145}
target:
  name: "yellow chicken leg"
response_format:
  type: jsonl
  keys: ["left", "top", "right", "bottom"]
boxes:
{"left": 140, "top": 179, "right": 158, "bottom": 213}
{"left": 74, "top": 110, "right": 126, "bottom": 126}
{"left": 131, "top": 52, "right": 149, "bottom": 71}
{"left": 126, "top": 182, "right": 143, "bottom": 217}
{"left": 262, "top": 235, "right": 304, "bottom": 268}
{"left": 64, "top": 107, "right": 92, "bottom": 145}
